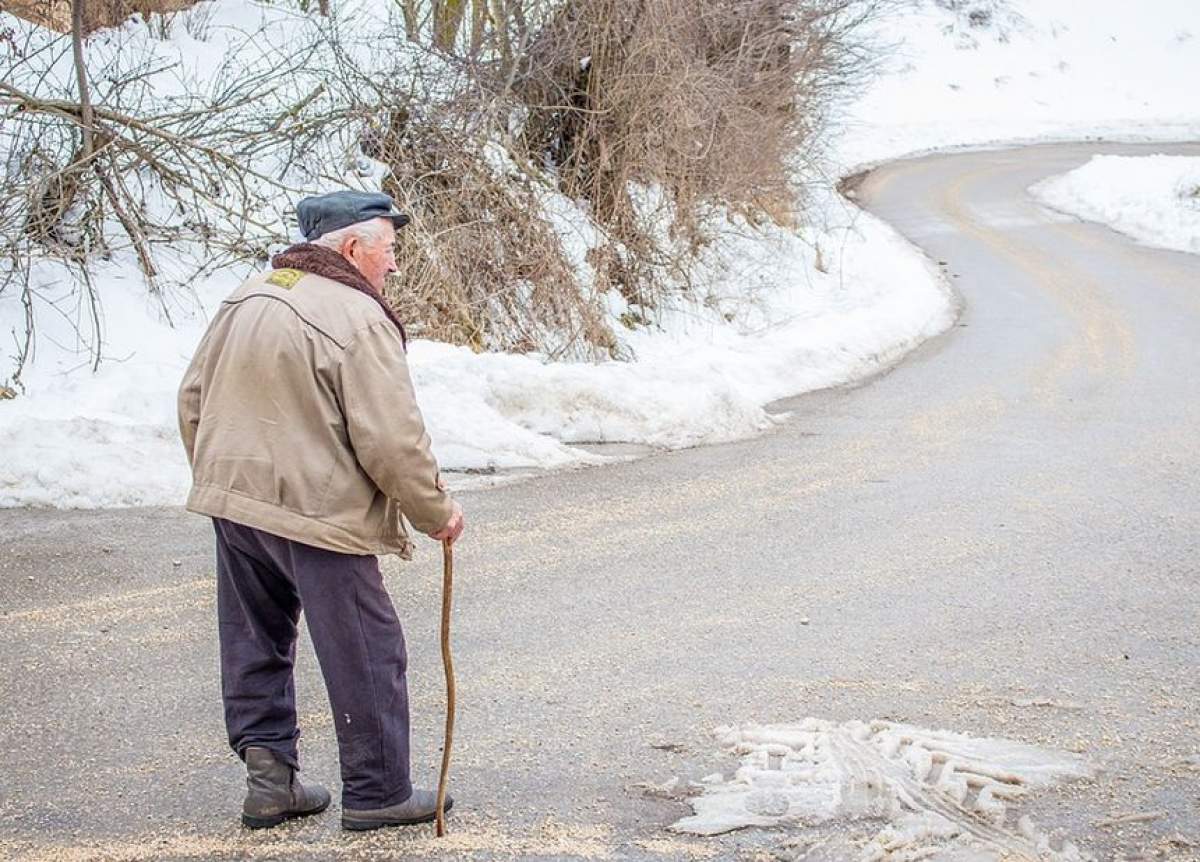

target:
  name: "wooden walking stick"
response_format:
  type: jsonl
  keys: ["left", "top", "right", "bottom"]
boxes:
{"left": 435, "top": 538, "right": 456, "bottom": 837}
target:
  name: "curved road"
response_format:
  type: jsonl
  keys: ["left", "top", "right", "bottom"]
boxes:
{"left": 2, "top": 142, "right": 1198, "bottom": 860}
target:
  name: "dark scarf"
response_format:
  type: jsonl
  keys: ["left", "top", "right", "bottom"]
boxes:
{"left": 271, "top": 243, "right": 408, "bottom": 348}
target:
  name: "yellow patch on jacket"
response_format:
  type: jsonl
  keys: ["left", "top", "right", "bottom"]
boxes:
{"left": 266, "top": 268, "right": 304, "bottom": 289}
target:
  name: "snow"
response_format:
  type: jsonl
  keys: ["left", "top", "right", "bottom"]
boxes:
{"left": 4, "top": 0, "right": 1200, "bottom": 508}
{"left": 1030, "top": 155, "right": 1200, "bottom": 255}
{"left": 0, "top": 254, "right": 244, "bottom": 508}
{"left": 839, "top": 0, "right": 1200, "bottom": 170}
{"left": 420, "top": 204, "right": 952, "bottom": 462}
{"left": 668, "top": 719, "right": 1093, "bottom": 861}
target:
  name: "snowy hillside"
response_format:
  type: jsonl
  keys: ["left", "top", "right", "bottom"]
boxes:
{"left": 839, "top": 0, "right": 1200, "bottom": 168}
{"left": 3, "top": 0, "right": 1200, "bottom": 508}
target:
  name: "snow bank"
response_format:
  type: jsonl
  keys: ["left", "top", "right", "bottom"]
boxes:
{"left": 0, "top": 200, "right": 953, "bottom": 507}
{"left": 1030, "top": 155, "right": 1200, "bottom": 255}
{"left": 420, "top": 204, "right": 953, "bottom": 462}
{"left": 840, "top": 0, "right": 1200, "bottom": 168}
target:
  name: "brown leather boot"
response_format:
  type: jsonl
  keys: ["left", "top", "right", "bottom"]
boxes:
{"left": 241, "top": 746, "right": 331, "bottom": 829}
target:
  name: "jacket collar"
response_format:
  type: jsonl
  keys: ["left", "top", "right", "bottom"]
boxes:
{"left": 271, "top": 243, "right": 408, "bottom": 348}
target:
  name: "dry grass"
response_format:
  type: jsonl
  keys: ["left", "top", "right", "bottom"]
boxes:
{"left": 375, "top": 114, "right": 618, "bottom": 358}
{"left": 0, "top": 0, "right": 198, "bottom": 34}
{"left": 510, "top": 0, "right": 888, "bottom": 309}
{"left": 363, "top": 0, "right": 892, "bottom": 357}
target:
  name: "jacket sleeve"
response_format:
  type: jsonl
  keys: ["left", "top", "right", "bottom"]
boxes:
{"left": 339, "top": 320, "right": 454, "bottom": 536}
{"left": 177, "top": 333, "right": 207, "bottom": 469}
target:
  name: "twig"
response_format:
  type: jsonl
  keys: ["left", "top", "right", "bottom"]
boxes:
{"left": 1095, "top": 811, "right": 1167, "bottom": 829}
{"left": 70, "top": 0, "right": 94, "bottom": 159}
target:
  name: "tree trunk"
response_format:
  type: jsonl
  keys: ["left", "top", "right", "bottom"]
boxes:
{"left": 403, "top": 0, "right": 420, "bottom": 40}
{"left": 434, "top": 0, "right": 469, "bottom": 51}
{"left": 490, "top": 0, "right": 511, "bottom": 66}
{"left": 469, "top": 0, "right": 487, "bottom": 57}
{"left": 71, "top": 0, "right": 94, "bottom": 160}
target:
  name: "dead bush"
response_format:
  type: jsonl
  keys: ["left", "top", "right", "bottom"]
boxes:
{"left": 348, "top": 0, "right": 893, "bottom": 356}
{"left": 321, "top": 13, "right": 619, "bottom": 360}
{"left": 512, "top": 0, "right": 892, "bottom": 309}
{"left": 376, "top": 115, "right": 617, "bottom": 358}
{"left": 0, "top": 0, "right": 199, "bottom": 34}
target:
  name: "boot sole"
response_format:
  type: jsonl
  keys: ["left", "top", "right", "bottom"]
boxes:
{"left": 342, "top": 799, "right": 453, "bottom": 831}
{"left": 242, "top": 799, "right": 331, "bottom": 830}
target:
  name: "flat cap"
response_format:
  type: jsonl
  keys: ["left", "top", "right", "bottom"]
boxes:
{"left": 296, "top": 190, "right": 411, "bottom": 240}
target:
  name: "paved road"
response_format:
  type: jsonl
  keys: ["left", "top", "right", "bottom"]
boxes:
{"left": 2, "top": 142, "right": 1199, "bottom": 861}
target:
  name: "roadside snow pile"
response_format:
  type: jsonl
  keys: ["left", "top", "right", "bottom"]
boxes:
{"left": 1030, "top": 155, "right": 1200, "bottom": 255}
{"left": 417, "top": 204, "right": 952, "bottom": 467}
{"left": 840, "top": 0, "right": 1200, "bottom": 167}
{"left": 670, "top": 719, "right": 1094, "bottom": 861}
{"left": 0, "top": 197, "right": 952, "bottom": 507}
{"left": 0, "top": 254, "right": 243, "bottom": 509}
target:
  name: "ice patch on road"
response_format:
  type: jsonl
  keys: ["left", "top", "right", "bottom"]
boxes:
{"left": 669, "top": 719, "right": 1093, "bottom": 861}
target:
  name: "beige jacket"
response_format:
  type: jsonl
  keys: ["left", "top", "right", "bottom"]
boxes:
{"left": 178, "top": 267, "right": 453, "bottom": 558}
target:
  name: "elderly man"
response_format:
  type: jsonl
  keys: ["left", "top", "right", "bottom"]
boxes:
{"left": 178, "top": 190, "right": 464, "bottom": 832}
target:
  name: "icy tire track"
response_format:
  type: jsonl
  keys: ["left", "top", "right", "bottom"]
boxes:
{"left": 670, "top": 718, "right": 1094, "bottom": 861}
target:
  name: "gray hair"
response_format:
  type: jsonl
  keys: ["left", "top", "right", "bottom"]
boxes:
{"left": 310, "top": 216, "right": 392, "bottom": 251}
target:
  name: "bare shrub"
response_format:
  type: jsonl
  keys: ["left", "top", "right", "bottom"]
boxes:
{"left": 0, "top": 13, "right": 342, "bottom": 383}
{"left": 0, "top": 0, "right": 199, "bottom": 35}
{"left": 383, "top": 126, "right": 617, "bottom": 358}
{"left": 512, "top": 0, "right": 892, "bottom": 309}
{"left": 345, "top": 0, "right": 895, "bottom": 349}
{"left": 0, "top": 0, "right": 893, "bottom": 384}
{"left": 323, "top": 14, "right": 619, "bottom": 359}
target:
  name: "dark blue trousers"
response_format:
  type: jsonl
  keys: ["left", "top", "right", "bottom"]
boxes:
{"left": 213, "top": 517, "right": 412, "bottom": 809}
